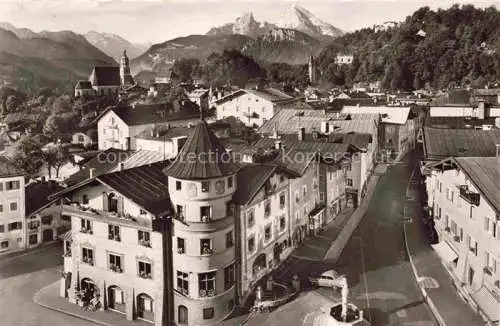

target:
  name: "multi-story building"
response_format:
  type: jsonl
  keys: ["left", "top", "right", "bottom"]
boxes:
{"left": 0, "top": 156, "right": 26, "bottom": 254}
{"left": 56, "top": 162, "right": 174, "bottom": 326}
{"left": 232, "top": 162, "right": 296, "bottom": 297}
{"left": 425, "top": 156, "right": 500, "bottom": 324}
{"left": 25, "top": 180, "right": 69, "bottom": 248}
{"left": 214, "top": 87, "right": 297, "bottom": 128}
{"left": 164, "top": 119, "right": 240, "bottom": 325}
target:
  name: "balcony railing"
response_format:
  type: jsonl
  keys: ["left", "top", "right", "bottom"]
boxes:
{"left": 64, "top": 204, "right": 152, "bottom": 229}
{"left": 459, "top": 185, "right": 480, "bottom": 206}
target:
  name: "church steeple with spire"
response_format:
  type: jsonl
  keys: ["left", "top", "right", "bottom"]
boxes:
{"left": 308, "top": 54, "right": 316, "bottom": 85}
{"left": 120, "top": 50, "right": 134, "bottom": 87}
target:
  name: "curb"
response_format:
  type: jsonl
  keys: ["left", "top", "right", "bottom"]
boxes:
{"left": 403, "top": 168, "right": 447, "bottom": 326}
{"left": 33, "top": 283, "right": 114, "bottom": 326}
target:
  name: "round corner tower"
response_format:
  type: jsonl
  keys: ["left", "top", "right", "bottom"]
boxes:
{"left": 164, "top": 119, "right": 238, "bottom": 325}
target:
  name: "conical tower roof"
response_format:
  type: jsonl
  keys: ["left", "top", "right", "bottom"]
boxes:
{"left": 164, "top": 120, "right": 239, "bottom": 180}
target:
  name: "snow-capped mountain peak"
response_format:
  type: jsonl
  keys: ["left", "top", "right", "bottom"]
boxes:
{"left": 277, "top": 4, "right": 343, "bottom": 38}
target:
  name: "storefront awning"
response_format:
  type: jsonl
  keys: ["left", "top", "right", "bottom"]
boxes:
{"left": 471, "top": 287, "right": 500, "bottom": 323}
{"left": 431, "top": 241, "right": 458, "bottom": 263}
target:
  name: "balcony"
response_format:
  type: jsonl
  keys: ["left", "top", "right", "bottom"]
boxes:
{"left": 173, "top": 213, "right": 233, "bottom": 232}
{"left": 63, "top": 204, "right": 152, "bottom": 230}
{"left": 459, "top": 185, "right": 480, "bottom": 206}
{"left": 199, "top": 289, "right": 216, "bottom": 298}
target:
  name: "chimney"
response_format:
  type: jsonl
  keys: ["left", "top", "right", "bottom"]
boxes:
{"left": 298, "top": 127, "right": 305, "bottom": 141}
{"left": 89, "top": 168, "right": 96, "bottom": 178}
{"left": 321, "top": 121, "right": 329, "bottom": 134}
{"left": 275, "top": 140, "right": 282, "bottom": 150}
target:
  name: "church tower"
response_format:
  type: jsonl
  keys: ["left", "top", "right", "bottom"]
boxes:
{"left": 308, "top": 55, "right": 316, "bottom": 85}
{"left": 120, "top": 50, "right": 134, "bottom": 86}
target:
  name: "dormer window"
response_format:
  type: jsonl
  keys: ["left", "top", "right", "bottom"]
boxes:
{"left": 201, "top": 181, "right": 209, "bottom": 193}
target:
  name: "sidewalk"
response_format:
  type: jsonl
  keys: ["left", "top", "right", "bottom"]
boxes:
{"left": 34, "top": 281, "right": 151, "bottom": 326}
{"left": 323, "top": 163, "right": 388, "bottom": 262}
{"left": 403, "top": 169, "right": 484, "bottom": 326}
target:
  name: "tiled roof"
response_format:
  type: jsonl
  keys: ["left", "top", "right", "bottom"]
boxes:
{"left": 341, "top": 106, "right": 411, "bottom": 124}
{"left": 64, "top": 149, "right": 132, "bottom": 186}
{"left": 454, "top": 157, "right": 500, "bottom": 214}
{"left": 25, "top": 181, "right": 64, "bottom": 217}
{"left": 75, "top": 80, "right": 92, "bottom": 90}
{"left": 214, "top": 87, "right": 294, "bottom": 105}
{"left": 110, "top": 102, "right": 203, "bottom": 126}
{"left": 90, "top": 66, "right": 120, "bottom": 87}
{"left": 233, "top": 164, "right": 278, "bottom": 205}
{"left": 258, "top": 110, "right": 379, "bottom": 138}
{"left": 108, "top": 150, "right": 165, "bottom": 172}
{"left": 98, "top": 162, "right": 172, "bottom": 216}
{"left": 274, "top": 133, "right": 372, "bottom": 148}
{"left": 136, "top": 126, "right": 191, "bottom": 141}
{"left": 423, "top": 127, "right": 500, "bottom": 160}
{"left": 0, "top": 156, "right": 24, "bottom": 178}
{"left": 164, "top": 120, "right": 239, "bottom": 180}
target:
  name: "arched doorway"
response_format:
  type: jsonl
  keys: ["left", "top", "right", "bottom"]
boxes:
{"left": 137, "top": 293, "right": 154, "bottom": 322}
{"left": 42, "top": 229, "right": 54, "bottom": 242}
{"left": 107, "top": 285, "right": 125, "bottom": 313}
{"left": 252, "top": 253, "right": 267, "bottom": 276}
{"left": 80, "top": 278, "right": 97, "bottom": 304}
{"left": 178, "top": 305, "right": 188, "bottom": 325}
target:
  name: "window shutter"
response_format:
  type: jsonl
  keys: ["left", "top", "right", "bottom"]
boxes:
{"left": 102, "top": 193, "right": 108, "bottom": 211}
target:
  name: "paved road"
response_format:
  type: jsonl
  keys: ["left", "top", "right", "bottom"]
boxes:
{"left": 0, "top": 243, "right": 94, "bottom": 326}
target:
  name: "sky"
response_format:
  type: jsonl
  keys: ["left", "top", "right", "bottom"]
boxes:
{"left": 0, "top": 0, "right": 497, "bottom": 44}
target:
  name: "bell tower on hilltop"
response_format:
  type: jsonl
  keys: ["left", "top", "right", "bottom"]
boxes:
{"left": 120, "top": 50, "right": 134, "bottom": 86}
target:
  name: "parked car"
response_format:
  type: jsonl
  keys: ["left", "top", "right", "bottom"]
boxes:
{"left": 309, "top": 270, "right": 344, "bottom": 287}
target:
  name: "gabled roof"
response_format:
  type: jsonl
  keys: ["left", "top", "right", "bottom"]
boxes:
{"left": 98, "top": 162, "right": 172, "bottom": 216}
{"left": 429, "top": 157, "right": 500, "bottom": 214}
{"left": 108, "top": 150, "right": 165, "bottom": 172}
{"left": 90, "top": 66, "right": 120, "bottom": 87}
{"left": 25, "top": 181, "right": 64, "bottom": 217}
{"left": 423, "top": 127, "right": 500, "bottom": 160}
{"left": 0, "top": 156, "right": 24, "bottom": 178}
{"left": 214, "top": 87, "right": 294, "bottom": 105}
{"left": 341, "top": 106, "right": 411, "bottom": 124}
{"left": 64, "top": 149, "right": 132, "bottom": 186}
{"left": 164, "top": 120, "right": 239, "bottom": 180}
{"left": 102, "top": 102, "right": 203, "bottom": 126}
{"left": 75, "top": 80, "right": 92, "bottom": 90}
{"left": 233, "top": 164, "right": 294, "bottom": 206}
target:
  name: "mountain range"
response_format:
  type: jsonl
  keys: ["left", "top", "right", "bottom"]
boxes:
{"left": 84, "top": 31, "right": 150, "bottom": 62}
{"left": 131, "top": 4, "right": 343, "bottom": 74}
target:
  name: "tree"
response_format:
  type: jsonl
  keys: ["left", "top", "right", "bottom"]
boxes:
{"left": 43, "top": 143, "right": 73, "bottom": 179}
{"left": 51, "top": 95, "right": 72, "bottom": 114}
{"left": 43, "top": 112, "right": 79, "bottom": 142}
{"left": 12, "top": 136, "right": 44, "bottom": 176}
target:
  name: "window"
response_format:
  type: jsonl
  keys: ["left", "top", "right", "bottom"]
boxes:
{"left": 9, "top": 202, "right": 17, "bottom": 211}
{"left": 78, "top": 135, "right": 85, "bottom": 142}
{"left": 226, "top": 202, "right": 234, "bottom": 217}
{"left": 248, "top": 236, "right": 255, "bottom": 253}
{"left": 280, "top": 216, "right": 286, "bottom": 231}
{"left": 264, "top": 201, "right": 271, "bottom": 217}
{"left": 280, "top": 174, "right": 285, "bottom": 183}
{"left": 313, "top": 178, "right": 318, "bottom": 189}
{"left": 138, "top": 261, "right": 152, "bottom": 279}
{"left": 224, "top": 264, "right": 235, "bottom": 290}
{"left": 8, "top": 222, "right": 21, "bottom": 231}
{"left": 61, "top": 215, "right": 70, "bottom": 221}
{"left": 320, "top": 192, "right": 324, "bottom": 201}
{"left": 460, "top": 228, "right": 464, "bottom": 242}
{"left": 264, "top": 225, "right": 271, "bottom": 241}
{"left": 177, "top": 237, "right": 185, "bottom": 254}
{"left": 201, "top": 181, "right": 209, "bottom": 192}
{"left": 203, "top": 308, "right": 214, "bottom": 320}
{"left": 225, "top": 231, "right": 233, "bottom": 248}
{"left": 302, "top": 185, "right": 307, "bottom": 197}
{"left": 279, "top": 193, "right": 286, "bottom": 209}
{"left": 82, "top": 247, "right": 93, "bottom": 265}
{"left": 176, "top": 205, "right": 184, "bottom": 220}
{"left": 1, "top": 241, "right": 8, "bottom": 249}
{"left": 139, "top": 209, "right": 147, "bottom": 215}
{"left": 109, "top": 253, "right": 123, "bottom": 272}
{"left": 451, "top": 221, "right": 457, "bottom": 235}
{"left": 444, "top": 215, "right": 449, "bottom": 229}
{"left": 227, "top": 176, "right": 233, "bottom": 188}
{"left": 485, "top": 252, "right": 497, "bottom": 274}
{"left": 6, "top": 181, "right": 20, "bottom": 190}
{"left": 177, "top": 271, "right": 189, "bottom": 295}
{"left": 138, "top": 231, "right": 151, "bottom": 247}
{"left": 493, "top": 221, "right": 497, "bottom": 239}
{"left": 0, "top": 183, "right": 2, "bottom": 191}
{"left": 200, "top": 206, "right": 212, "bottom": 222}
{"left": 0, "top": 225, "right": 4, "bottom": 233}
{"left": 347, "top": 164, "right": 352, "bottom": 171}
{"left": 295, "top": 191, "right": 299, "bottom": 203}
{"left": 247, "top": 209, "right": 255, "bottom": 227}
{"left": 347, "top": 179, "right": 353, "bottom": 187}
{"left": 176, "top": 181, "right": 182, "bottom": 191}
{"left": 200, "top": 238, "right": 212, "bottom": 255}
{"left": 108, "top": 225, "right": 121, "bottom": 241}
{"left": 484, "top": 217, "right": 490, "bottom": 232}
{"left": 468, "top": 236, "right": 478, "bottom": 256}
{"left": 470, "top": 206, "right": 475, "bottom": 219}
{"left": 41, "top": 215, "right": 53, "bottom": 225}
{"left": 81, "top": 219, "right": 92, "bottom": 233}
{"left": 0, "top": 204, "right": 3, "bottom": 212}
{"left": 199, "top": 272, "right": 216, "bottom": 297}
